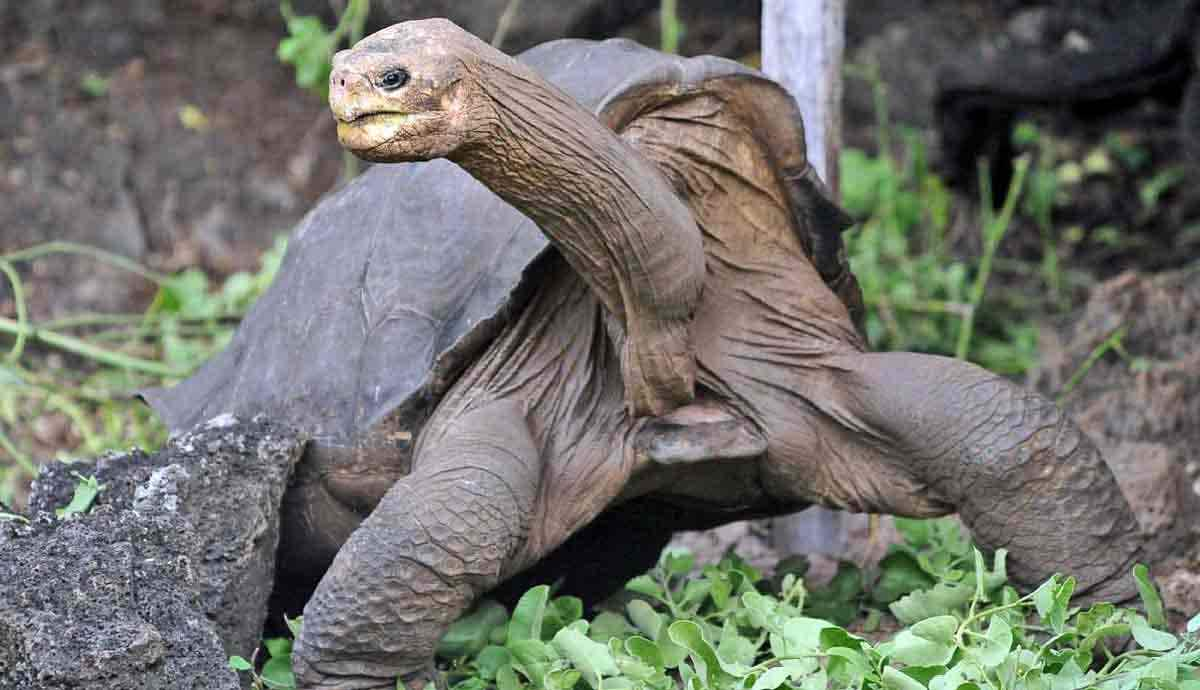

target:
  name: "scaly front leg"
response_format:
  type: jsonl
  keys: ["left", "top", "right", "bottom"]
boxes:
{"left": 293, "top": 401, "right": 542, "bottom": 689}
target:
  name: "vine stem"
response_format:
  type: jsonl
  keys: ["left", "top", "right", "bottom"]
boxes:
{"left": 0, "top": 259, "right": 28, "bottom": 362}
{"left": 0, "top": 316, "right": 186, "bottom": 378}
{"left": 955, "top": 155, "right": 1030, "bottom": 360}
{"left": 0, "top": 428, "right": 37, "bottom": 476}
{"left": 2, "top": 241, "right": 170, "bottom": 285}
{"left": 491, "top": 0, "right": 522, "bottom": 48}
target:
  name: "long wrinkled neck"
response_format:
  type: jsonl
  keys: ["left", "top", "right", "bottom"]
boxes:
{"left": 446, "top": 50, "right": 705, "bottom": 418}
{"left": 449, "top": 57, "right": 659, "bottom": 317}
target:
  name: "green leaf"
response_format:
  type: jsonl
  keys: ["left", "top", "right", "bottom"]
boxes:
{"left": 508, "top": 586, "right": 550, "bottom": 643}
{"left": 507, "top": 639, "right": 556, "bottom": 688}
{"left": 1033, "top": 577, "right": 1058, "bottom": 619}
{"left": 496, "top": 664, "right": 522, "bottom": 690}
{"left": 806, "top": 562, "right": 863, "bottom": 626}
{"left": 627, "top": 599, "right": 663, "bottom": 638}
{"left": 228, "top": 655, "right": 253, "bottom": 672}
{"left": 680, "top": 579, "right": 712, "bottom": 610}
{"left": 1033, "top": 575, "right": 1074, "bottom": 633}
{"left": 668, "top": 620, "right": 734, "bottom": 686}
{"left": 1134, "top": 564, "right": 1167, "bottom": 628}
{"left": 707, "top": 569, "right": 734, "bottom": 610}
{"left": 890, "top": 616, "right": 958, "bottom": 666}
{"left": 55, "top": 473, "right": 105, "bottom": 518}
{"left": 627, "top": 575, "right": 664, "bottom": 599}
{"left": 543, "top": 596, "right": 583, "bottom": 640}
{"left": 1140, "top": 656, "right": 1178, "bottom": 683}
{"left": 439, "top": 600, "right": 510, "bottom": 658}
{"left": 776, "top": 617, "right": 834, "bottom": 658}
{"left": 284, "top": 614, "right": 303, "bottom": 639}
{"left": 890, "top": 582, "right": 973, "bottom": 624}
{"left": 664, "top": 549, "right": 696, "bottom": 576}
{"left": 475, "top": 646, "right": 512, "bottom": 681}
{"left": 543, "top": 668, "right": 582, "bottom": 690}
{"left": 1188, "top": 612, "right": 1200, "bottom": 633}
{"left": 750, "top": 666, "right": 792, "bottom": 690}
{"left": 613, "top": 643, "right": 659, "bottom": 683}
{"left": 656, "top": 627, "right": 689, "bottom": 670}
{"left": 1130, "top": 615, "right": 1178, "bottom": 652}
{"left": 552, "top": 628, "right": 617, "bottom": 690}
{"left": 901, "top": 666, "right": 948, "bottom": 686}
{"left": 717, "top": 619, "right": 757, "bottom": 668}
{"left": 589, "top": 611, "right": 631, "bottom": 642}
{"left": 819, "top": 626, "right": 867, "bottom": 653}
{"left": 882, "top": 666, "right": 927, "bottom": 690}
{"left": 625, "top": 636, "right": 665, "bottom": 672}
{"left": 971, "top": 616, "right": 1012, "bottom": 668}
{"left": 874, "top": 551, "right": 937, "bottom": 605}
{"left": 263, "top": 636, "right": 292, "bottom": 659}
{"left": 742, "top": 591, "right": 780, "bottom": 632}
{"left": 261, "top": 656, "right": 295, "bottom": 688}
{"left": 450, "top": 678, "right": 488, "bottom": 690}
{"left": 972, "top": 549, "right": 988, "bottom": 601}
{"left": 825, "top": 647, "right": 870, "bottom": 685}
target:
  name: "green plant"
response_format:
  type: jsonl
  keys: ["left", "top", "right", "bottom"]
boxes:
{"left": 0, "top": 237, "right": 288, "bottom": 504}
{"left": 230, "top": 615, "right": 303, "bottom": 689}
{"left": 276, "top": 0, "right": 370, "bottom": 179}
{"left": 54, "top": 472, "right": 104, "bottom": 518}
{"left": 839, "top": 67, "right": 1037, "bottom": 375}
{"left": 660, "top": 0, "right": 684, "bottom": 54}
{"left": 231, "top": 518, "right": 1200, "bottom": 690}
{"left": 277, "top": 0, "right": 371, "bottom": 99}
{"left": 1012, "top": 121, "right": 1065, "bottom": 306}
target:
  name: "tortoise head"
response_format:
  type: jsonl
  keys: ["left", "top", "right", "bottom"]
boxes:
{"left": 329, "top": 19, "right": 491, "bottom": 162}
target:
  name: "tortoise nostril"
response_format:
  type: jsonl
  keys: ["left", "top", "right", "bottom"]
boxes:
{"left": 340, "top": 78, "right": 345, "bottom": 87}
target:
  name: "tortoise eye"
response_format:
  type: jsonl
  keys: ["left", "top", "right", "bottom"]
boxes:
{"left": 379, "top": 69, "right": 410, "bottom": 90}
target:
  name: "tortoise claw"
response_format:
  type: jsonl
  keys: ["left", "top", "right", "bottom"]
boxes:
{"left": 291, "top": 653, "right": 404, "bottom": 690}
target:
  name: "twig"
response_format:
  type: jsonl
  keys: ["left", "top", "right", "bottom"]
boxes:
{"left": 0, "top": 428, "right": 37, "bottom": 476}
{"left": 955, "top": 155, "right": 1029, "bottom": 360}
{"left": 1057, "top": 326, "right": 1127, "bottom": 404}
{"left": 1, "top": 361, "right": 143, "bottom": 403}
{"left": 491, "top": 0, "right": 522, "bottom": 48}
{"left": 0, "top": 316, "right": 186, "bottom": 378}
{"left": 2, "top": 241, "right": 169, "bottom": 285}
{"left": 0, "top": 260, "right": 28, "bottom": 362}
{"left": 660, "top": 0, "right": 682, "bottom": 54}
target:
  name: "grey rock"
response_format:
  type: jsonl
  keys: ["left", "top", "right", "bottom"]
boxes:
{"left": 1, "top": 418, "right": 304, "bottom": 688}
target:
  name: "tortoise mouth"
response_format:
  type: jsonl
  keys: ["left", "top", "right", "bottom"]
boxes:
{"left": 336, "top": 111, "right": 429, "bottom": 154}
{"left": 338, "top": 110, "right": 414, "bottom": 125}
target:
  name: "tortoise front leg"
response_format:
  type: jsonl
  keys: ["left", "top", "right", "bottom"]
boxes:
{"left": 293, "top": 401, "right": 542, "bottom": 690}
{"left": 781, "top": 352, "right": 1143, "bottom": 603}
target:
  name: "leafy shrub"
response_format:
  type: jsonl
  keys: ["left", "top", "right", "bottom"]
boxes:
{"left": 0, "top": 237, "right": 288, "bottom": 503}
{"left": 232, "top": 518, "right": 1200, "bottom": 690}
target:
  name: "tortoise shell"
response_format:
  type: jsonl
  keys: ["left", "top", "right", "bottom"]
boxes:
{"left": 142, "top": 37, "right": 863, "bottom": 453}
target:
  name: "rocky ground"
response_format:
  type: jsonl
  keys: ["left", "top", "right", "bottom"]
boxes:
{"left": 1, "top": 418, "right": 302, "bottom": 688}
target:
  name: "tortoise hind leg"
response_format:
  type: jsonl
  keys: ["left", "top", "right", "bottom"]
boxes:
{"left": 784, "top": 352, "right": 1143, "bottom": 604}
{"left": 293, "top": 401, "right": 542, "bottom": 690}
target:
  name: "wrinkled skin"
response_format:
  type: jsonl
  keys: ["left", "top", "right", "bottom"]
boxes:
{"left": 284, "top": 19, "right": 1145, "bottom": 690}
{"left": 330, "top": 19, "right": 703, "bottom": 418}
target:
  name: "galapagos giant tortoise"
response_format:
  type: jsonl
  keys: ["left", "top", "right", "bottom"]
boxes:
{"left": 144, "top": 19, "right": 1143, "bottom": 690}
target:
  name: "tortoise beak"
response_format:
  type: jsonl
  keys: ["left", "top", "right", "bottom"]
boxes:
{"left": 329, "top": 67, "right": 373, "bottom": 123}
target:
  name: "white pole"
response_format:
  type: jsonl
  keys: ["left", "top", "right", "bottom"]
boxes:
{"left": 761, "top": 0, "right": 845, "bottom": 188}
{"left": 761, "top": 0, "right": 852, "bottom": 556}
